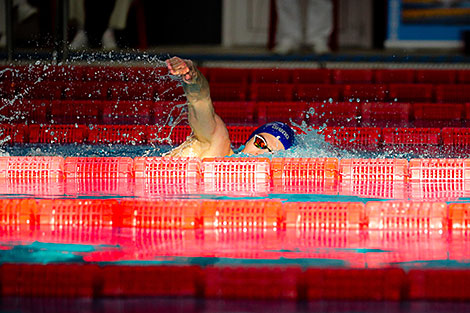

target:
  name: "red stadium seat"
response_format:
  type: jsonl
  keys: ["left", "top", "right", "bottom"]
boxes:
{"left": 62, "top": 82, "right": 109, "bottom": 100}
{"left": 416, "top": 69, "right": 457, "bottom": 84}
{"left": 257, "top": 101, "right": 308, "bottom": 124}
{"left": 374, "top": 69, "right": 415, "bottom": 83}
{"left": 382, "top": 128, "right": 441, "bottom": 155}
{"left": 207, "top": 68, "right": 250, "bottom": 83}
{"left": 388, "top": 84, "right": 434, "bottom": 102}
{"left": 321, "top": 127, "right": 382, "bottom": 151}
{"left": 435, "top": 84, "right": 470, "bottom": 103}
{"left": 0, "top": 99, "right": 49, "bottom": 123}
{"left": 250, "top": 68, "right": 292, "bottom": 83}
{"left": 102, "top": 100, "right": 151, "bottom": 124}
{"left": 343, "top": 84, "right": 388, "bottom": 101}
{"left": 0, "top": 80, "right": 15, "bottom": 98}
{"left": 86, "top": 125, "right": 147, "bottom": 144}
{"left": 154, "top": 79, "right": 185, "bottom": 101}
{"left": 209, "top": 83, "right": 248, "bottom": 101}
{"left": 151, "top": 100, "right": 187, "bottom": 126}
{"left": 8, "top": 65, "right": 82, "bottom": 82}
{"left": 442, "top": 128, "right": 470, "bottom": 155}
{"left": 28, "top": 124, "right": 86, "bottom": 144}
{"left": 146, "top": 125, "right": 191, "bottom": 145}
{"left": 17, "top": 81, "right": 63, "bottom": 100}
{"left": 457, "top": 70, "right": 470, "bottom": 83}
{"left": 294, "top": 84, "right": 342, "bottom": 102}
{"left": 309, "top": 101, "right": 361, "bottom": 127}
{"left": 332, "top": 69, "right": 374, "bottom": 84}
{"left": 212, "top": 101, "right": 256, "bottom": 124}
{"left": 9, "top": 65, "right": 45, "bottom": 82}
{"left": 50, "top": 100, "right": 101, "bottom": 124}
{"left": 249, "top": 83, "right": 294, "bottom": 101}
{"left": 466, "top": 103, "right": 470, "bottom": 120}
{"left": 126, "top": 66, "right": 167, "bottom": 82}
{"left": 361, "top": 102, "right": 411, "bottom": 127}
{"left": 413, "top": 102, "right": 464, "bottom": 127}
{"left": 108, "top": 82, "right": 155, "bottom": 101}
{"left": 0, "top": 124, "right": 26, "bottom": 144}
{"left": 292, "top": 68, "right": 331, "bottom": 84}
{"left": 0, "top": 65, "right": 13, "bottom": 82}
{"left": 227, "top": 126, "right": 258, "bottom": 145}
{"left": 82, "top": 66, "right": 127, "bottom": 81}
{"left": 41, "top": 65, "right": 84, "bottom": 81}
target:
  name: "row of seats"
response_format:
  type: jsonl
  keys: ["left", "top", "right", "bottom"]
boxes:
{"left": 210, "top": 82, "right": 470, "bottom": 103}
{"left": 0, "top": 197, "right": 465, "bottom": 230}
{"left": 208, "top": 67, "right": 470, "bottom": 85}
{"left": 2, "top": 124, "right": 470, "bottom": 151}
{"left": 1, "top": 156, "right": 469, "bottom": 183}
{"left": 2, "top": 99, "right": 470, "bottom": 127}
{"left": 0, "top": 80, "right": 184, "bottom": 101}
{"left": 4, "top": 263, "right": 470, "bottom": 300}
{"left": 2, "top": 80, "right": 470, "bottom": 103}
{"left": 2, "top": 64, "right": 470, "bottom": 85}
{"left": 0, "top": 124, "right": 255, "bottom": 145}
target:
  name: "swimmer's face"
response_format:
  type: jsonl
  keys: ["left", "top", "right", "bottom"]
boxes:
{"left": 241, "top": 132, "right": 285, "bottom": 155}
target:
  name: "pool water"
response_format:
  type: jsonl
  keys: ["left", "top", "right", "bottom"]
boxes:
{"left": 2, "top": 63, "right": 470, "bottom": 310}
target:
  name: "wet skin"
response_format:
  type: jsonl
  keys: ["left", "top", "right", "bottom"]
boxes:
{"left": 165, "top": 57, "right": 285, "bottom": 157}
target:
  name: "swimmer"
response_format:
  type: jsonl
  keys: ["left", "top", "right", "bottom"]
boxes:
{"left": 164, "top": 57, "right": 295, "bottom": 158}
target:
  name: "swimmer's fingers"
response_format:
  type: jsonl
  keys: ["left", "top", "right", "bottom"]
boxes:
{"left": 183, "top": 73, "right": 193, "bottom": 81}
{"left": 182, "top": 60, "right": 197, "bottom": 82}
{"left": 166, "top": 57, "right": 190, "bottom": 76}
{"left": 166, "top": 58, "right": 198, "bottom": 83}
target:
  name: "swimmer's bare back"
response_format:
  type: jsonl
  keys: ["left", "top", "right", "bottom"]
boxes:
{"left": 164, "top": 57, "right": 233, "bottom": 158}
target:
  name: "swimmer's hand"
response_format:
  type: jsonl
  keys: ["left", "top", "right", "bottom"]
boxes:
{"left": 166, "top": 57, "right": 197, "bottom": 83}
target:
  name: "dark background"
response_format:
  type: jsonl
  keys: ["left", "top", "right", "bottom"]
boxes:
{"left": 16, "top": 0, "right": 385, "bottom": 50}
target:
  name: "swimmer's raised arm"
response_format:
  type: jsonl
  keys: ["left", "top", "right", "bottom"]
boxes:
{"left": 166, "top": 57, "right": 216, "bottom": 144}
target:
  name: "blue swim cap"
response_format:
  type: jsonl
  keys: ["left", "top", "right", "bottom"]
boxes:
{"left": 247, "top": 121, "right": 296, "bottom": 150}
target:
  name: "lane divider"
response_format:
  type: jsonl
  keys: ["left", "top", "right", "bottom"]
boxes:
{"left": 0, "top": 198, "right": 467, "bottom": 230}
{"left": 3, "top": 157, "right": 470, "bottom": 199}
{"left": 2, "top": 156, "right": 470, "bottom": 182}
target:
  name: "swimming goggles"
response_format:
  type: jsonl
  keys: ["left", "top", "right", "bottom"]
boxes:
{"left": 253, "top": 134, "right": 272, "bottom": 152}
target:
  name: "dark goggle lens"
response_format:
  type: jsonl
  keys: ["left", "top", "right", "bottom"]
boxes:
{"left": 254, "top": 135, "right": 268, "bottom": 150}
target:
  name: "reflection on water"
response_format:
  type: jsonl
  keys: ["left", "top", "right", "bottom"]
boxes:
{"left": 1, "top": 178, "right": 470, "bottom": 202}
{"left": 0, "top": 225, "right": 463, "bottom": 268}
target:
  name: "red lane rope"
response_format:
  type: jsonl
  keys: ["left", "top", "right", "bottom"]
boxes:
{"left": 1, "top": 157, "right": 470, "bottom": 183}
{"left": 0, "top": 198, "right": 466, "bottom": 230}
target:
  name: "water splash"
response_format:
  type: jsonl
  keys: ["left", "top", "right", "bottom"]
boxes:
{"left": 0, "top": 60, "right": 452, "bottom": 160}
